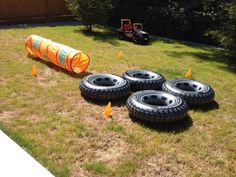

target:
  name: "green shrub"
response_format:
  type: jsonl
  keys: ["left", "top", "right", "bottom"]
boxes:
{"left": 66, "top": 0, "right": 112, "bottom": 31}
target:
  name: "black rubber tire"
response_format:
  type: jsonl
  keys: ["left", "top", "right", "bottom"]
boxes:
{"left": 162, "top": 78, "right": 215, "bottom": 105}
{"left": 132, "top": 36, "right": 139, "bottom": 44}
{"left": 122, "top": 70, "right": 166, "bottom": 91}
{"left": 127, "top": 90, "right": 188, "bottom": 123}
{"left": 80, "top": 74, "right": 131, "bottom": 100}
{"left": 119, "top": 33, "right": 124, "bottom": 40}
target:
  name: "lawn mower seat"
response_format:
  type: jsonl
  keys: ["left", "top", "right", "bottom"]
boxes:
{"left": 123, "top": 24, "right": 131, "bottom": 32}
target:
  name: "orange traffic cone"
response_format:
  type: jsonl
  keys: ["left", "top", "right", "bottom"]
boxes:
{"left": 185, "top": 68, "right": 192, "bottom": 78}
{"left": 117, "top": 51, "right": 124, "bottom": 58}
{"left": 103, "top": 102, "right": 112, "bottom": 118}
{"left": 32, "top": 65, "right": 38, "bottom": 77}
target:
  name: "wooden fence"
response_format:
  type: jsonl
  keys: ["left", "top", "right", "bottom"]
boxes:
{"left": 0, "top": 0, "right": 72, "bottom": 24}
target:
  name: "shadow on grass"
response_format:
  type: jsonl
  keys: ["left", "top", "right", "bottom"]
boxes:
{"left": 76, "top": 27, "right": 155, "bottom": 46}
{"left": 30, "top": 56, "right": 92, "bottom": 78}
{"left": 190, "top": 100, "right": 219, "bottom": 112}
{"left": 81, "top": 95, "right": 128, "bottom": 107}
{"left": 165, "top": 46, "right": 236, "bottom": 74}
{"left": 130, "top": 115, "right": 193, "bottom": 133}
{"left": 153, "top": 36, "right": 224, "bottom": 51}
{"left": 75, "top": 27, "right": 119, "bottom": 46}
{"left": 148, "top": 36, "right": 161, "bottom": 45}
{"left": 150, "top": 35, "right": 236, "bottom": 74}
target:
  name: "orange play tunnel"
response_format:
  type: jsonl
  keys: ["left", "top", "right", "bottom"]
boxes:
{"left": 25, "top": 35, "right": 90, "bottom": 73}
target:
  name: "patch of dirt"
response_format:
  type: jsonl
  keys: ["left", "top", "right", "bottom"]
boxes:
{"left": 70, "top": 98, "right": 106, "bottom": 127}
{"left": 71, "top": 97, "right": 133, "bottom": 131}
{"left": 69, "top": 98, "right": 133, "bottom": 177}
{"left": 48, "top": 127, "right": 58, "bottom": 136}
{"left": 77, "top": 101, "right": 131, "bottom": 162}
{"left": 37, "top": 67, "right": 59, "bottom": 87}
{"left": 0, "top": 110, "right": 21, "bottom": 121}
{"left": 112, "top": 105, "right": 134, "bottom": 130}
{"left": 135, "top": 153, "right": 187, "bottom": 177}
{"left": 70, "top": 167, "right": 97, "bottom": 177}
{"left": 24, "top": 114, "right": 46, "bottom": 123}
{"left": 70, "top": 131, "right": 130, "bottom": 177}
{"left": 0, "top": 78, "right": 9, "bottom": 86}
{"left": 16, "top": 51, "right": 29, "bottom": 64}
{"left": 93, "top": 132, "right": 129, "bottom": 165}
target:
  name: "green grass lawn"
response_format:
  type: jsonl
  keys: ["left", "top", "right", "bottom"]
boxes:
{"left": 0, "top": 25, "right": 235, "bottom": 177}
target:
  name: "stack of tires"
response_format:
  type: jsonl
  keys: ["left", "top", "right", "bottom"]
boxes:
{"left": 80, "top": 70, "right": 215, "bottom": 123}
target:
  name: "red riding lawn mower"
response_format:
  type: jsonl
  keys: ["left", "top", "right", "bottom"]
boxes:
{"left": 117, "top": 19, "right": 149, "bottom": 44}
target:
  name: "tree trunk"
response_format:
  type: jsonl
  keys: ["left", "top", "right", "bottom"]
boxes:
{"left": 86, "top": 24, "right": 93, "bottom": 32}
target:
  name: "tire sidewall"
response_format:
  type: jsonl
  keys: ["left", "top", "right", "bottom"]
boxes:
{"left": 127, "top": 90, "right": 188, "bottom": 123}
{"left": 82, "top": 74, "right": 128, "bottom": 90}
{"left": 122, "top": 70, "right": 163, "bottom": 82}
{"left": 80, "top": 74, "right": 131, "bottom": 100}
{"left": 162, "top": 79, "right": 215, "bottom": 105}
{"left": 129, "top": 91, "right": 183, "bottom": 111}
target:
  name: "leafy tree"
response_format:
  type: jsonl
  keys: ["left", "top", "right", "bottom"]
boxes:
{"left": 206, "top": 1, "right": 236, "bottom": 52}
{"left": 66, "top": 0, "right": 112, "bottom": 31}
